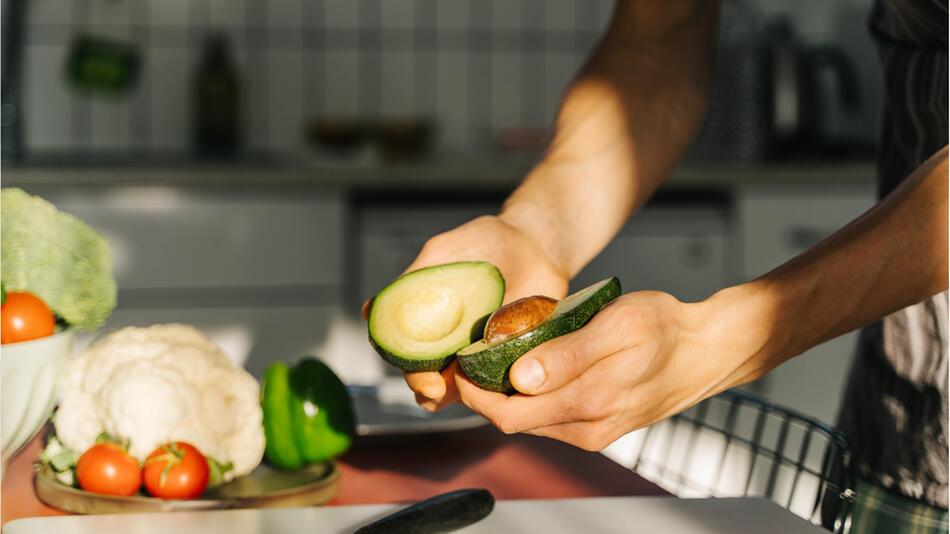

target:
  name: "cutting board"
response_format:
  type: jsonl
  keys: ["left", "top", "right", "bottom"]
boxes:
{"left": 3, "top": 496, "right": 826, "bottom": 533}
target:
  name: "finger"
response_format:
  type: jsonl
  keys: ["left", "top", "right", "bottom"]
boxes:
{"left": 455, "top": 372, "right": 589, "bottom": 434}
{"left": 404, "top": 371, "right": 447, "bottom": 403}
{"left": 404, "top": 361, "right": 462, "bottom": 406}
{"left": 509, "top": 303, "right": 634, "bottom": 395}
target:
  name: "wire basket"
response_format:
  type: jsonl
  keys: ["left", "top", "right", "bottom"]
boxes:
{"left": 623, "top": 389, "right": 855, "bottom": 533}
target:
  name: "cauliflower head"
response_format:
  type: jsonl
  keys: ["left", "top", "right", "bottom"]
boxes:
{"left": 55, "top": 324, "right": 265, "bottom": 480}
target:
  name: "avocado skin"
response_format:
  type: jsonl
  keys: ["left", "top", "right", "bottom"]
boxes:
{"left": 369, "top": 336, "right": 457, "bottom": 372}
{"left": 457, "top": 277, "right": 622, "bottom": 394}
{"left": 368, "top": 261, "right": 504, "bottom": 373}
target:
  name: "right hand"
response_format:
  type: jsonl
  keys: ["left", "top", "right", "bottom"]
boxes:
{"left": 362, "top": 215, "right": 569, "bottom": 411}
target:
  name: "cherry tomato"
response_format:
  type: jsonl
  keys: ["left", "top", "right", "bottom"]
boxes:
{"left": 143, "top": 442, "right": 210, "bottom": 499}
{"left": 1, "top": 291, "right": 56, "bottom": 344}
{"left": 76, "top": 443, "right": 142, "bottom": 496}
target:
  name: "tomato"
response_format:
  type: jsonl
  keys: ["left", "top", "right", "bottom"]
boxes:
{"left": 1, "top": 291, "right": 56, "bottom": 344}
{"left": 143, "top": 442, "right": 210, "bottom": 499}
{"left": 76, "top": 443, "right": 142, "bottom": 496}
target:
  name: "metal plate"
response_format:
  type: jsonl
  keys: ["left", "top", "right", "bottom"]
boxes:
{"left": 348, "top": 383, "right": 486, "bottom": 436}
{"left": 35, "top": 461, "right": 340, "bottom": 514}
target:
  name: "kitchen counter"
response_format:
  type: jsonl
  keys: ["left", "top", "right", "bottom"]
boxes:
{"left": 2, "top": 154, "right": 875, "bottom": 192}
{"left": 1, "top": 428, "right": 666, "bottom": 526}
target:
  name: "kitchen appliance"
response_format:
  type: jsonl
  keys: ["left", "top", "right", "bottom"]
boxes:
{"left": 687, "top": 6, "right": 863, "bottom": 162}
{"left": 765, "top": 18, "right": 862, "bottom": 157}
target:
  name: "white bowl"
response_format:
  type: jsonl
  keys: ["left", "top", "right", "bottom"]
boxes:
{"left": 1, "top": 330, "right": 74, "bottom": 471}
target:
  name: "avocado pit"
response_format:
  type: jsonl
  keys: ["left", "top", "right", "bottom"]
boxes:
{"left": 483, "top": 295, "right": 558, "bottom": 344}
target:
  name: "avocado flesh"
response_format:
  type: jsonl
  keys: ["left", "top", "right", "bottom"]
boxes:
{"left": 457, "top": 277, "right": 621, "bottom": 393}
{"left": 369, "top": 261, "right": 505, "bottom": 372}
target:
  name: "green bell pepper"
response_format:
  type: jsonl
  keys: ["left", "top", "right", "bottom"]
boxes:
{"left": 261, "top": 357, "right": 356, "bottom": 470}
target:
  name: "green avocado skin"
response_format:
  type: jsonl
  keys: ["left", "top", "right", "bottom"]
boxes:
{"left": 457, "top": 277, "right": 622, "bottom": 394}
{"left": 369, "top": 336, "right": 456, "bottom": 372}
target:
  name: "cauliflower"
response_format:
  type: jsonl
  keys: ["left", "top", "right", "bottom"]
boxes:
{"left": 55, "top": 324, "right": 265, "bottom": 480}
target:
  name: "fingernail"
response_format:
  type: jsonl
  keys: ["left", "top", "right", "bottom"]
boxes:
{"left": 513, "top": 358, "right": 545, "bottom": 391}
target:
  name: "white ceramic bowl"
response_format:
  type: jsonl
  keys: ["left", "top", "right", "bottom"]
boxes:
{"left": 1, "top": 330, "right": 74, "bottom": 471}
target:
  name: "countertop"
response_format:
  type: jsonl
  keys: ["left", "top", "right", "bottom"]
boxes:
{"left": 1, "top": 153, "right": 876, "bottom": 191}
{"left": 1, "top": 427, "right": 666, "bottom": 527}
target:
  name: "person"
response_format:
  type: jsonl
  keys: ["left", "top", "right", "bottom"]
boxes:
{"left": 364, "top": 1, "right": 948, "bottom": 532}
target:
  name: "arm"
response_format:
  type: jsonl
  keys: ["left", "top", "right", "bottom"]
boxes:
{"left": 457, "top": 147, "right": 948, "bottom": 450}
{"left": 501, "top": 0, "right": 719, "bottom": 278}
{"left": 392, "top": 0, "right": 720, "bottom": 409}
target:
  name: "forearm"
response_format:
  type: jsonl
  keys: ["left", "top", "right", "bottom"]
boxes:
{"left": 500, "top": 0, "right": 718, "bottom": 278}
{"left": 702, "top": 147, "right": 949, "bottom": 389}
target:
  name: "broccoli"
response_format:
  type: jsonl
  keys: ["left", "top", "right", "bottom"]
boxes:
{"left": 1, "top": 188, "right": 117, "bottom": 330}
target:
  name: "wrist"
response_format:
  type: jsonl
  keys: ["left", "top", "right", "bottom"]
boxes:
{"left": 689, "top": 281, "right": 792, "bottom": 390}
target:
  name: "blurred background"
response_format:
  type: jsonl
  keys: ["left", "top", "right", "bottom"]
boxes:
{"left": 3, "top": 0, "right": 880, "bottom": 428}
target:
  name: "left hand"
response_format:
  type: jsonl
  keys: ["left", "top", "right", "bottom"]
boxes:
{"left": 455, "top": 290, "right": 758, "bottom": 451}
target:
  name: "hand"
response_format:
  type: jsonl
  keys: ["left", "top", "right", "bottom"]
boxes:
{"left": 454, "top": 290, "right": 762, "bottom": 451}
{"left": 362, "top": 215, "right": 569, "bottom": 411}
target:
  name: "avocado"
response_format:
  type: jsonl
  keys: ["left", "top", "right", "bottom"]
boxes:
{"left": 369, "top": 261, "right": 505, "bottom": 372}
{"left": 456, "top": 277, "right": 621, "bottom": 393}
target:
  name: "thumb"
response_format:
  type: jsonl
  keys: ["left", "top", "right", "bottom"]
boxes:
{"left": 509, "top": 305, "right": 630, "bottom": 395}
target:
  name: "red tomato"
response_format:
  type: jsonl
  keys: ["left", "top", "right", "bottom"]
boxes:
{"left": 76, "top": 443, "right": 142, "bottom": 496}
{"left": 143, "top": 442, "right": 210, "bottom": 499}
{"left": 1, "top": 291, "right": 56, "bottom": 344}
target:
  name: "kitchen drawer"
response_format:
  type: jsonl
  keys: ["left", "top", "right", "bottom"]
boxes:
{"left": 572, "top": 207, "right": 732, "bottom": 303}
{"left": 72, "top": 305, "right": 384, "bottom": 381}
{"left": 28, "top": 186, "right": 344, "bottom": 292}
{"left": 737, "top": 184, "right": 875, "bottom": 279}
{"left": 357, "top": 204, "right": 498, "bottom": 303}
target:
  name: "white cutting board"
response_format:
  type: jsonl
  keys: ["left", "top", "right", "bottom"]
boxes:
{"left": 4, "top": 497, "right": 826, "bottom": 534}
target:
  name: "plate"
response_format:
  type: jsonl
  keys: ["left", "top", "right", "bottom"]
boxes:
{"left": 35, "top": 460, "right": 340, "bottom": 514}
{"left": 348, "top": 380, "right": 486, "bottom": 436}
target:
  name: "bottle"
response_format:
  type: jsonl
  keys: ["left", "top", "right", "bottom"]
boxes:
{"left": 192, "top": 34, "right": 240, "bottom": 156}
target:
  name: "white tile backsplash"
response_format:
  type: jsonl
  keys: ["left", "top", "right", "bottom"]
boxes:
{"left": 267, "top": 0, "right": 303, "bottom": 29}
{"left": 266, "top": 50, "right": 304, "bottom": 150}
{"left": 19, "top": 0, "right": 878, "bottom": 155}
{"left": 91, "top": 97, "right": 132, "bottom": 151}
{"left": 23, "top": 46, "right": 73, "bottom": 150}
{"left": 436, "top": 0, "right": 470, "bottom": 30}
{"left": 491, "top": 54, "right": 522, "bottom": 130}
{"left": 147, "top": 49, "right": 189, "bottom": 150}
{"left": 208, "top": 0, "right": 245, "bottom": 28}
{"left": 435, "top": 52, "right": 471, "bottom": 149}
{"left": 324, "top": 51, "right": 361, "bottom": 116}
{"left": 380, "top": 0, "right": 416, "bottom": 29}
{"left": 148, "top": 0, "right": 190, "bottom": 27}
{"left": 380, "top": 51, "right": 416, "bottom": 118}
{"left": 324, "top": 0, "right": 359, "bottom": 29}
{"left": 29, "top": 0, "right": 75, "bottom": 25}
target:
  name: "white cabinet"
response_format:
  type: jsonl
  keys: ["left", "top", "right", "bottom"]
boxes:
{"left": 26, "top": 186, "right": 345, "bottom": 295}
{"left": 356, "top": 203, "right": 498, "bottom": 304}
{"left": 572, "top": 207, "right": 731, "bottom": 303}
{"left": 736, "top": 184, "right": 876, "bottom": 280}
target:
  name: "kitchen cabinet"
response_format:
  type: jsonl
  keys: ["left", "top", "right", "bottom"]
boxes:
{"left": 572, "top": 206, "right": 732, "bottom": 303}
{"left": 24, "top": 186, "right": 345, "bottom": 298}
{"left": 355, "top": 203, "right": 500, "bottom": 306}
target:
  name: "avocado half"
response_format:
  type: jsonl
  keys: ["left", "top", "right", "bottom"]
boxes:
{"left": 369, "top": 261, "right": 505, "bottom": 372}
{"left": 456, "top": 277, "right": 621, "bottom": 393}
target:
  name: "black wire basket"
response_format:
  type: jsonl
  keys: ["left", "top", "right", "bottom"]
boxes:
{"left": 626, "top": 389, "right": 855, "bottom": 533}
